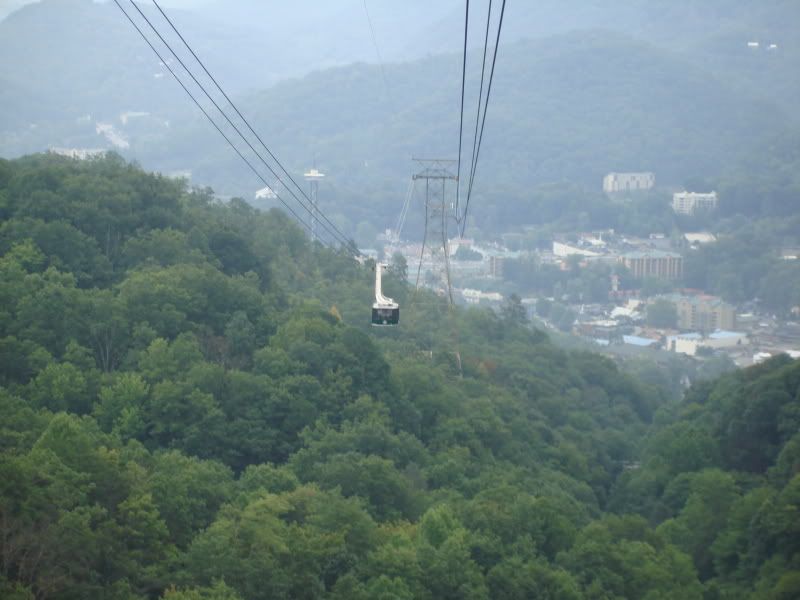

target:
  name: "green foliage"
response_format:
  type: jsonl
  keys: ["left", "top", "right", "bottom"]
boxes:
{"left": 647, "top": 298, "right": 678, "bottom": 328}
{"left": 559, "top": 515, "right": 703, "bottom": 599}
{"left": 504, "top": 255, "right": 620, "bottom": 304}
{"left": 500, "top": 293, "right": 528, "bottom": 325}
{"left": 682, "top": 219, "right": 800, "bottom": 312}
{"left": 0, "top": 155, "right": 797, "bottom": 598}
{"left": 487, "top": 557, "right": 581, "bottom": 600}
{"left": 611, "top": 356, "right": 800, "bottom": 594}
{"left": 148, "top": 451, "right": 234, "bottom": 548}
{"left": 163, "top": 581, "right": 244, "bottom": 600}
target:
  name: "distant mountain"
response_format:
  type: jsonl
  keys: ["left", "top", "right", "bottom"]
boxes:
{"left": 136, "top": 31, "right": 792, "bottom": 234}
{"left": 1, "top": 0, "right": 798, "bottom": 237}
{"left": 0, "top": 0, "right": 457, "bottom": 127}
{"left": 1, "top": 0, "right": 797, "bottom": 153}
{"left": 0, "top": 0, "right": 184, "bottom": 152}
{"left": 3, "top": 0, "right": 796, "bottom": 129}
{"left": 412, "top": 0, "right": 800, "bottom": 119}
{"left": 199, "top": 0, "right": 460, "bottom": 64}
{"left": 0, "top": 0, "right": 342, "bottom": 153}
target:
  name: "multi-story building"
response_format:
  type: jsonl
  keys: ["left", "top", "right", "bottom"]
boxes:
{"left": 668, "top": 330, "right": 747, "bottom": 355}
{"left": 662, "top": 293, "right": 736, "bottom": 332}
{"left": 603, "top": 172, "right": 655, "bottom": 194}
{"left": 553, "top": 241, "right": 601, "bottom": 258}
{"left": 489, "top": 256, "right": 505, "bottom": 278}
{"left": 672, "top": 191, "right": 718, "bottom": 215}
{"left": 619, "top": 250, "right": 683, "bottom": 279}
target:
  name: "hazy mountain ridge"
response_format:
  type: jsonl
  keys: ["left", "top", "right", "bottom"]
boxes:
{"left": 139, "top": 31, "right": 792, "bottom": 235}
{"left": 0, "top": 0, "right": 318, "bottom": 148}
{"left": 1, "top": 0, "right": 798, "bottom": 236}
{"left": 1, "top": 0, "right": 797, "bottom": 139}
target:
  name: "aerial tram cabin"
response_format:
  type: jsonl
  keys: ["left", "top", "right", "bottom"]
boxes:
{"left": 371, "top": 262, "right": 399, "bottom": 326}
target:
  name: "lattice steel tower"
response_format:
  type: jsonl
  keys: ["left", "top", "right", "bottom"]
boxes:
{"left": 303, "top": 167, "right": 325, "bottom": 242}
{"left": 412, "top": 158, "right": 458, "bottom": 304}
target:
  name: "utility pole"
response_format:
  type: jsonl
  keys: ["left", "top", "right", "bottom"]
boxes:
{"left": 412, "top": 158, "right": 458, "bottom": 305}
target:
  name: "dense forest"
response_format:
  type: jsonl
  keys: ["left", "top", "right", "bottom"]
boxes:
{"left": 1, "top": 154, "right": 798, "bottom": 599}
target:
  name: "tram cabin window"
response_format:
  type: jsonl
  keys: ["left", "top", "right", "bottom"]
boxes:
{"left": 372, "top": 306, "right": 399, "bottom": 326}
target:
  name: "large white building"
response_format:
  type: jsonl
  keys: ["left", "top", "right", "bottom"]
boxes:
{"left": 672, "top": 191, "right": 718, "bottom": 215}
{"left": 603, "top": 172, "right": 655, "bottom": 194}
{"left": 553, "top": 241, "right": 601, "bottom": 258}
{"left": 668, "top": 330, "right": 748, "bottom": 356}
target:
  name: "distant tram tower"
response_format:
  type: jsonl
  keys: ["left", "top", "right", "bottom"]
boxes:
{"left": 304, "top": 167, "right": 325, "bottom": 242}
{"left": 412, "top": 158, "right": 458, "bottom": 305}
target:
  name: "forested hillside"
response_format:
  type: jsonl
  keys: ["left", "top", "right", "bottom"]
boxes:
{"left": 1, "top": 154, "right": 798, "bottom": 599}
{"left": 144, "top": 31, "right": 793, "bottom": 239}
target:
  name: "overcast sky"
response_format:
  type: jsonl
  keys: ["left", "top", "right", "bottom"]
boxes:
{"left": 0, "top": 0, "right": 214, "bottom": 21}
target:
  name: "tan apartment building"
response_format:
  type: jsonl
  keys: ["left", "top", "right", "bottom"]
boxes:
{"left": 662, "top": 293, "right": 736, "bottom": 332}
{"left": 619, "top": 250, "right": 683, "bottom": 279}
